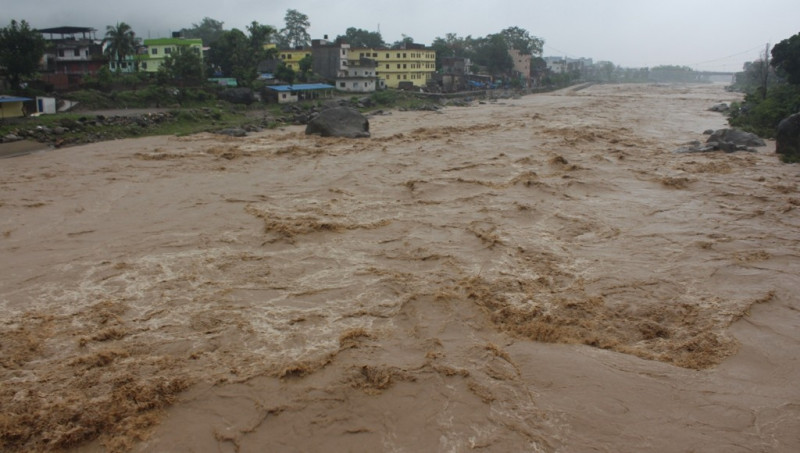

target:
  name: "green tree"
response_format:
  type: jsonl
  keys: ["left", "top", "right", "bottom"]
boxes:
{"left": 771, "top": 33, "right": 800, "bottom": 85}
{"left": 431, "top": 33, "right": 475, "bottom": 70}
{"left": 103, "top": 22, "right": 139, "bottom": 71}
{"left": 281, "top": 9, "right": 310, "bottom": 48}
{"left": 181, "top": 17, "right": 225, "bottom": 46}
{"left": 530, "top": 56, "right": 547, "bottom": 85}
{"left": 298, "top": 54, "right": 313, "bottom": 81}
{"left": 274, "top": 63, "right": 295, "bottom": 86}
{"left": 731, "top": 59, "right": 779, "bottom": 93}
{"left": 208, "top": 22, "right": 275, "bottom": 85}
{"left": 0, "top": 19, "right": 46, "bottom": 90}
{"left": 472, "top": 34, "right": 513, "bottom": 75}
{"left": 335, "top": 27, "right": 385, "bottom": 48}
{"left": 498, "top": 26, "right": 544, "bottom": 55}
{"left": 160, "top": 45, "right": 204, "bottom": 86}
{"left": 210, "top": 29, "right": 250, "bottom": 81}
{"left": 247, "top": 21, "right": 274, "bottom": 55}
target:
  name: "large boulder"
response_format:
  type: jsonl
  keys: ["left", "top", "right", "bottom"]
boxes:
{"left": 776, "top": 113, "right": 800, "bottom": 160}
{"left": 305, "top": 107, "right": 370, "bottom": 138}
{"left": 706, "top": 128, "right": 766, "bottom": 147}
{"left": 708, "top": 103, "right": 730, "bottom": 113}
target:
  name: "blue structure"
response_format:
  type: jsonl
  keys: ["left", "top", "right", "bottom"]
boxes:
{"left": 266, "top": 84, "right": 336, "bottom": 103}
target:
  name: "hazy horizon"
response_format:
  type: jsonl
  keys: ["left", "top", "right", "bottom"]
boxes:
{"left": 5, "top": 0, "right": 799, "bottom": 72}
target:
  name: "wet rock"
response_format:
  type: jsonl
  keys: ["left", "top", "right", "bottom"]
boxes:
{"left": 217, "top": 128, "right": 247, "bottom": 137}
{"left": 3, "top": 133, "right": 22, "bottom": 143}
{"left": 52, "top": 127, "right": 68, "bottom": 135}
{"left": 674, "top": 141, "right": 715, "bottom": 153}
{"left": 708, "top": 103, "right": 729, "bottom": 113}
{"left": 674, "top": 140, "right": 752, "bottom": 154}
{"left": 59, "top": 118, "right": 80, "bottom": 128}
{"left": 707, "top": 128, "right": 766, "bottom": 147}
{"left": 305, "top": 107, "right": 370, "bottom": 138}
{"left": 703, "top": 129, "right": 714, "bottom": 135}
{"left": 776, "top": 113, "right": 800, "bottom": 160}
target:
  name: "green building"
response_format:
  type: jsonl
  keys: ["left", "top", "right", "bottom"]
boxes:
{"left": 140, "top": 37, "right": 203, "bottom": 73}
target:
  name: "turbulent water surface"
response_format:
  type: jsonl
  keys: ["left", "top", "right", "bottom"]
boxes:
{"left": 1, "top": 83, "right": 799, "bottom": 452}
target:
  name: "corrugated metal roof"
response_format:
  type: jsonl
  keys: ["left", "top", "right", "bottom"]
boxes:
{"left": 267, "top": 84, "right": 335, "bottom": 92}
{"left": 0, "top": 96, "right": 32, "bottom": 103}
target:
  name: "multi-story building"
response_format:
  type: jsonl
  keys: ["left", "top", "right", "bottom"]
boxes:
{"left": 38, "top": 26, "right": 105, "bottom": 90}
{"left": 277, "top": 49, "right": 312, "bottom": 71}
{"left": 349, "top": 43, "right": 436, "bottom": 89}
{"left": 311, "top": 39, "right": 349, "bottom": 80}
{"left": 139, "top": 36, "right": 203, "bottom": 73}
{"left": 439, "top": 56, "right": 472, "bottom": 92}
{"left": 509, "top": 49, "right": 531, "bottom": 87}
{"left": 336, "top": 58, "right": 379, "bottom": 93}
{"left": 275, "top": 39, "right": 435, "bottom": 90}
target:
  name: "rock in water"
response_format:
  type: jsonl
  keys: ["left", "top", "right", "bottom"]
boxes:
{"left": 776, "top": 113, "right": 800, "bottom": 160}
{"left": 305, "top": 107, "right": 370, "bottom": 138}
{"left": 217, "top": 128, "right": 247, "bottom": 137}
{"left": 706, "top": 128, "right": 766, "bottom": 147}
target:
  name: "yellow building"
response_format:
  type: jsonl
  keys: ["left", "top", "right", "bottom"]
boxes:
{"left": 0, "top": 96, "right": 31, "bottom": 119}
{"left": 278, "top": 49, "right": 312, "bottom": 71}
{"left": 348, "top": 46, "right": 436, "bottom": 88}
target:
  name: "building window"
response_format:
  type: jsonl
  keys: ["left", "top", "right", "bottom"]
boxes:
{"left": 386, "top": 64, "right": 389, "bottom": 69}
{"left": 58, "top": 49, "right": 65, "bottom": 57}
{"left": 142, "top": 62, "right": 147, "bottom": 69}
{"left": 151, "top": 48, "right": 158, "bottom": 55}
{"left": 353, "top": 82, "right": 358, "bottom": 87}
{"left": 386, "top": 53, "right": 390, "bottom": 58}
{"left": 403, "top": 64, "right": 406, "bottom": 69}
{"left": 397, "top": 64, "right": 400, "bottom": 69}
{"left": 373, "top": 53, "right": 377, "bottom": 57}
{"left": 165, "top": 47, "right": 172, "bottom": 54}
{"left": 340, "top": 82, "right": 345, "bottom": 87}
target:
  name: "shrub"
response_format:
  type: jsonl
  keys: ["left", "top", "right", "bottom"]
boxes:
{"left": 729, "top": 84, "right": 800, "bottom": 138}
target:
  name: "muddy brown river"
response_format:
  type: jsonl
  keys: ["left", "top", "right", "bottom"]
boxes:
{"left": 1, "top": 83, "right": 799, "bottom": 452}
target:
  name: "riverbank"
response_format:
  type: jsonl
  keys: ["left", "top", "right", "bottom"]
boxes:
{"left": 0, "top": 139, "right": 51, "bottom": 158}
{"left": 1, "top": 83, "right": 798, "bottom": 452}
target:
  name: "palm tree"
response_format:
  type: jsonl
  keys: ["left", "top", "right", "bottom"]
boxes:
{"left": 103, "top": 22, "right": 138, "bottom": 71}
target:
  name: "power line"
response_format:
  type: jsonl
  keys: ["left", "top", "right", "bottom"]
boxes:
{"left": 688, "top": 44, "right": 767, "bottom": 67}
{"left": 543, "top": 43, "right": 578, "bottom": 59}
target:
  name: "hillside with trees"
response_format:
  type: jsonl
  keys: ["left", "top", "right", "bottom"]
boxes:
{"left": 728, "top": 32, "right": 800, "bottom": 139}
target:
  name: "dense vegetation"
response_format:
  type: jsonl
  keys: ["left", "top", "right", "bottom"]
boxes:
{"left": 727, "top": 32, "right": 800, "bottom": 145}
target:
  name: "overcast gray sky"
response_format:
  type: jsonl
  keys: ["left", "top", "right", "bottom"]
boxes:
{"left": 5, "top": 0, "right": 799, "bottom": 72}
